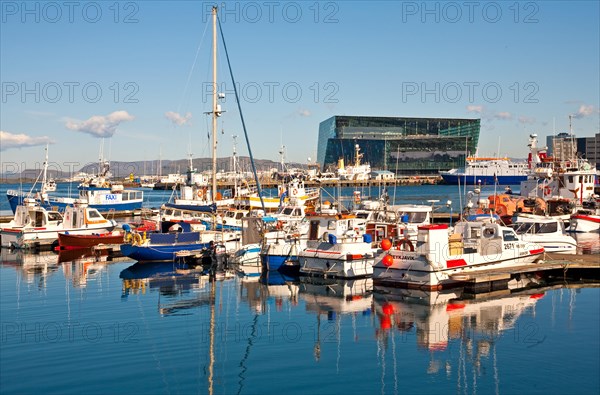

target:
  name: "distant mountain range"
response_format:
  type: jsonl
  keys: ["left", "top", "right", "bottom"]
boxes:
{"left": 1, "top": 156, "right": 307, "bottom": 180}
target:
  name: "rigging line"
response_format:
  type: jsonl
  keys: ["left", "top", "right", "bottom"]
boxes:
{"left": 217, "top": 14, "right": 266, "bottom": 213}
{"left": 179, "top": 19, "right": 210, "bottom": 114}
{"left": 393, "top": 144, "right": 400, "bottom": 205}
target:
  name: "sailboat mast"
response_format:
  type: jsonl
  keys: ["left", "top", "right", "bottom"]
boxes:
{"left": 43, "top": 144, "right": 49, "bottom": 189}
{"left": 211, "top": 6, "right": 218, "bottom": 202}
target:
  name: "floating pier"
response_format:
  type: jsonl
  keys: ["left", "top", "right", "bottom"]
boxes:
{"left": 450, "top": 253, "right": 599, "bottom": 294}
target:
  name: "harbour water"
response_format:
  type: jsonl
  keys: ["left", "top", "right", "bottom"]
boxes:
{"left": 1, "top": 183, "right": 599, "bottom": 394}
{"left": 1, "top": 254, "right": 599, "bottom": 394}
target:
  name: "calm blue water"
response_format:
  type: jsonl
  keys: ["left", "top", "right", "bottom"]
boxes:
{"left": 0, "top": 252, "right": 599, "bottom": 395}
{"left": 2, "top": 182, "right": 599, "bottom": 394}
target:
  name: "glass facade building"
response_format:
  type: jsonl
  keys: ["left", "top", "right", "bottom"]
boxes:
{"left": 317, "top": 116, "right": 480, "bottom": 175}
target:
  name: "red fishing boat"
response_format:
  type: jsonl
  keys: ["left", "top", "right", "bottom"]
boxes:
{"left": 58, "top": 231, "right": 125, "bottom": 250}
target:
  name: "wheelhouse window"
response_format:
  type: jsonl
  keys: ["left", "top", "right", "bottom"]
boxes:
{"left": 535, "top": 222, "right": 558, "bottom": 234}
{"left": 87, "top": 209, "right": 102, "bottom": 219}
{"left": 502, "top": 230, "right": 518, "bottom": 241}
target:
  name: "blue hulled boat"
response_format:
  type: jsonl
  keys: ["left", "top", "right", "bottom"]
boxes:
{"left": 120, "top": 231, "right": 212, "bottom": 262}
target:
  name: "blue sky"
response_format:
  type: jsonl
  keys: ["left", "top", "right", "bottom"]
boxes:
{"left": 1, "top": 1, "right": 599, "bottom": 174}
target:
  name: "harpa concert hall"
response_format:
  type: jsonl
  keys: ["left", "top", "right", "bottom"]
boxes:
{"left": 317, "top": 115, "right": 481, "bottom": 175}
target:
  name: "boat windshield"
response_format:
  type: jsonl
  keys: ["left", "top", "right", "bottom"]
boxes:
{"left": 87, "top": 209, "right": 103, "bottom": 219}
{"left": 398, "top": 211, "right": 428, "bottom": 223}
{"left": 513, "top": 221, "right": 558, "bottom": 234}
{"left": 354, "top": 212, "right": 370, "bottom": 219}
{"left": 48, "top": 212, "right": 63, "bottom": 221}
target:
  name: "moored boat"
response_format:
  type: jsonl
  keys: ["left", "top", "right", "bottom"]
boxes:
{"left": 569, "top": 197, "right": 600, "bottom": 233}
{"left": 58, "top": 231, "right": 125, "bottom": 250}
{"left": 440, "top": 157, "right": 529, "bottom": 185}
{"left": 373, "top": 222, "right": 544, "bottom": 290}
{"left": 0, "top": 199, "right": 118, "bottom": 250}
{"left": 298, "top": 213, "right": 376, "bottom": 279}
{"left": 512, "top": 214, "right": 577, "bottom": 254}
{"left": 120, "top": 230, "right": 212, "bottom": 262}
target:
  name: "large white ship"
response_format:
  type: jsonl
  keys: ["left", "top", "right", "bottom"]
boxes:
{"left": 440, "top": 157, "right": 529, "bottom": 185}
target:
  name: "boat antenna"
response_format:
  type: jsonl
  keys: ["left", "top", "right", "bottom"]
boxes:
{"left": 217, "top": 9, "right": 266, "bottom": 212}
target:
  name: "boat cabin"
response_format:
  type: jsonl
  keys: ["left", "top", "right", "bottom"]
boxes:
{"left": 9, "top": 199, "right": 63, "bottom": 228}
{"left": 305, "top": 214, "right": 368, "bottom": 243}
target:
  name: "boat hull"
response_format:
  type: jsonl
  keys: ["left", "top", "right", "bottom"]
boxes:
{"left": 373, "top": 249, "right": 544, "bottom": 290}
{"left": 298, "top": 242, "right": 375, "bottom": 279}
{"left": 569, "top": 215, "right": 600, "bottom": 233}
{"left": 120, "top": 242, "right": 212, "bottom": 262}
{"left": 58, "top": 232, "right": 125, "bottom": 250}
{"left": 1, "top": 225, "right": 117, "bottom": 249}
{"left": 440, "top": 174, "right": 527, "bottom": 185}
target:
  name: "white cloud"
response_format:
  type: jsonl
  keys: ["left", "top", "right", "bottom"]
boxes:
{"left": 0, "top": 130, "right": 53, "bottom": 151}
{"left": 494, "top": 112, "right": 512, "bottom": 120}
{"left": 65, "top": 110, "right": 135, "bottom": 137}
{"left": 466, "top": 105, "right": 484, "bottom": 113}
{"left": 165, "top": 111, "right": 192, "bottom": 126}
{"left": 518, "top": 116, "right": 536, "bottom": 124}
{"left": 572, "top": 104, "right": 597, "bottom": 119}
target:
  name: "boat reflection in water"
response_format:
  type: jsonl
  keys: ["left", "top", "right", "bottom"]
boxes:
{"left": 299, "top": 276, "right": 373, "bottom": 362}
{"left": 0, "top": 249, "right": 60, "bottom": 289}
{"left": 238, "top": 271, "right": 300, "bottom": 313}
{"left": 299, "top": 276, "right": 373, "bottom": 317}
{"left": 59, "top": 246, "right": 129, "bottom": 288}
{"left": 119, "top": 261, "right": 219, "bottom": 315}
{"left": 373, "top": 286, "right": 546, "bottom": 379}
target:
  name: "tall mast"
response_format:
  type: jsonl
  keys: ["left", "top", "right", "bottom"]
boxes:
{"left": 279, "top": 145, "right": 285, "bottom": 172}
{"left": 42, "top": 143, "right": 49, "bottom": 192}
{"left": 232, "top": 135, "right": 238, "bottom": 194}
{"left": 211, "top": 6, "right": 218, "bottom": 202}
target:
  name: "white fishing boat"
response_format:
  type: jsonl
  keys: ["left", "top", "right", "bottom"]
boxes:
{"left": 44, "top": 179, "right": 57, "bottom": 192}
{"left": 512, "top": 214, "right": 577, "bottom": 254}
{"left": 0, "top": 199, "right": 118, "bottom": 249}
{"left": 356, "top": 200, "right": 433, "bottom": 245}
{"left": 520, "top": 133, "right": 596, "bottom": 203}
{"left": 298, "top": 213, "right": 376, "bottom": 278}
{"left": 569, "top": 197, "right": 600, "bottom": 233}
{"left": 337, "top": 144, "right": 371, "bottom": 181}
{"left": 231, "top": 243, "right": 262, "bottom": 278}
{"left": 373, "top": 222, "right": 544, "bottom": 290}
{"left": 261, "top": 228, "right": 305, "bottom": 274}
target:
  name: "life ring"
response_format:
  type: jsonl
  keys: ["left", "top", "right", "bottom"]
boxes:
{"left": 197, "top": 190, "right": 204, "bottom": 199}
{"left": 544, "top": 186, "right": 552, "bottom": 196}
{"left": 291, "top": 188, "right": 298, "bottom": 196}
{"left": 395, "top": 238, "right": 414, "bottom": 252}
{"left": 132, "top": 233, "right": 143, "bottom": 246}
{"left": 276, "top": 220, "right": 283, "bottom": 230}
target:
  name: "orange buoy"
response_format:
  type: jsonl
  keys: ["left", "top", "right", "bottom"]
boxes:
{"left": 381, "top": 238, "right": 392, "bottom": 251}
{"left": 382, "top": 254, "right": 394, "bottom": 267}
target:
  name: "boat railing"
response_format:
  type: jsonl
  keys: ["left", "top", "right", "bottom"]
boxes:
{"left": 305, "top": 187, "right": 321, "bottom": 198}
